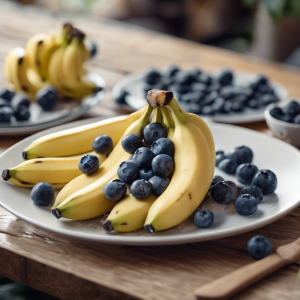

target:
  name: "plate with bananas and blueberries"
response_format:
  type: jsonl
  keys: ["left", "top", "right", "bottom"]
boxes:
{"left": 0, "top": 23, "right": 105, "bottom": 136}
{"left": 1, "top": 90, "right": 300, "bottom": 245}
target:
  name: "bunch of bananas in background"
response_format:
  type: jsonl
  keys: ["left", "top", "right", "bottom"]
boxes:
{"left": 5, "top": 23, "right": 99, "bottom": 100}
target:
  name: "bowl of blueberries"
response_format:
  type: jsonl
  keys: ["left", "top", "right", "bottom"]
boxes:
{"left": 265, "top": 100, "right": 300, "bottom": 148}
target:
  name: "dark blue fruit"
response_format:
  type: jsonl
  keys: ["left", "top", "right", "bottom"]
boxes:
{"left": 0, "top": 106, "right": 13, "bottom": 123}
{"left": 283, "top": 100, "right": 300, "bottom": 117}
{"left": 89, "top": 40, "right": 98, "bottom": 58}
{"left": 248, "top": 235, "right": 272, "bottom": 260}
{"left": 251, "top": 169, "right": 277, "bottom": 195}
{"left": 103, "top": 179, "right": 127, "bottom": 201}
{"left": 216, "top": 68, "right": 233, "bottom": 86}
{"left": 216, "top": 153, "right": 226, "bottom": 167}
{"left": 152, "top": 154, "right": 174, "bottom": 178}
{"left": 152, "top": 138, "right": 174, "bottom": 157}
{"left": 236, "top": 163, "right": 258, "bottom": 185}
{"left": 240, "top": 186, "right": 263, "bottom": 203}
{"left": 261, "top": 94, "right": 279, "bottom": 106}
{"left": 11, "top": 94, "right": 30, "bottom": 114}
{"left": 36, "top": 86, "right": 58, "bottom": 111}
{"left": 294, "top": 114, "right": 300, "bottom": 124}
{"left": 144, "top": 68, "right": 160, "bottom": 85}
{"left": 0, "top": 98, "right": 11, "bottom": 108}
{"left": 235, "top": 194, "right": 258, "bottom": 215}
{"left": 270, "top": 107, "right": 284, "bottom": 120}
{"left": 139, "top": 169, "right": 155, "bottom": 181}
{"left": 197, "top": 73, "right": 212, "bottom": 85}
{"left": 121, "top": 134, "right": 143, "bottom": 154}
{"left": 211, "top": 182, "right": 232, "bottom": 204}
{"left": 0, "top": 89, "right": 15, "bottom": 101}
{"left": 227, "top": 146, "right": 253, "bottom": 165}
{"left": 162, "top": 64, "right": 180, "bottom": 77}
{"left": 133, "top": 147, "right": 155, "bottom": 169}
{"left": 117, "top": 161, "right": 139, "bottom": 184}
{"left": 14, "top": 106, "right": 30, "bottom": 121}
{"left": 78, "top": 154, "right": 99, "bottom": 175}
{"left": 218, "top": 159, "right": 238, "bottom": 174}
{"left": 247, "top": 99, "right": 260, "bottom": 109}
{"left": 149, "top": 176, "right": 170, "bottom": 196}
{"left": 30, "top": 182, "right": 54, "bottom": 206}
{"left": 194, "top": 209, "right": 214, "bottom": 228}
{"left": 93, "top": 135, "right": 113, "bottom": 154}
{"left": 143, "top": 122, "right": 167, "bottom": 145}
{"left": 216, "top": 150, "right": 224, "bottom": 156}
{"left": 175, "top": 71, "right": 194, "bottom": 85}
{"left": 115, "top": 90, "right": 129, "bottom": 104}
{"left": 130, "top": 179, "right": 152, "bottom": 199}
{"left": 210, "top": 175, "right": 225, "bottom": 188}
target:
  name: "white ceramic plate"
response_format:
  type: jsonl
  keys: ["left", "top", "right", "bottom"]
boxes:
{"left": 0, "top": 73, "right": 106, "bottom": 136}
{"left": 1, "top": 117, "right": 300, "bottom": 245}
{"left": 112, "top": 72, "right": 288, "bottom": 123}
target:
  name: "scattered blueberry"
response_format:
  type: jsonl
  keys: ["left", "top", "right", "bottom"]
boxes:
{"left": 294, "top": 114, "right": 300, "bottom": 124}
{"left": 210, "top": 175, "right": 225, "bottom": 188}
{"left": 93, "top": 135, "right": 113, "bottom": 154}
{"left": 254, "top": 74, "right": 269, "bottom": 87}
{"left": 139, "top": 169, "right": 155, "bottom": 181}
{"left": 152, "top": 138, "right": 174, "bottom": 156}
{"left": 197, "top": 73, "right": 212, "bottom": 85}
{"left": 133, "top": 147, "right": 155, "bottom": 169}
{"left": 217, "top": 68, "right": 233, "bottom": 86}
{"left": 218, "top": 158, "right": 238, "bottom": 174}
{"left": 36, "top": 86, "right": 58, "bottom": 111}
{"left": 236, "top": 163, "right": 258, "bottom": 185}
{"left": 14, "top": 106, "right": 30, "bottom": 121}
{"left": 143, "top": 122, "right": 167, "bottom": 145}
{"left": 11, "top": 94, "right": 30, "bottom": 114}
{"left": 248, "top": 235, "right": 272, "bottom": 260}
{"left": 240, "top": 186, "right": 263, "bottom": 203}
{"left": 144, "top": 68, "right": 160, "bottom": 85}
{"left": 251, "top": 169, "right": 277, "bottom": 195}
{"left": 152, "top": 154, "right": 174, "bottom": 178}
{"left": 0, "top": 89, "right": 15, "bottom": 101}
{"left": 211, "top": 182, "right": 232, "bottom": 204}
{"left": 0, "top": 98, "right": 11, "bottom": 108}
{"left": 103, "top": 179, "right": 127, "bottom": 201}
{"left": 78, "top": 154, "right": 99, "bottom": 175}
{"left": 117, "top": 161, "right": 139, "bottom": 184}
{"left": 175, "top": 71, "right": 194, "bottom": 85}
{"left": 227, "top": 146, "right": 253, "bottom": 165}
{"left": 149, "top": 176, "right": 170, "bottom": 196}
{"left": 194, "top": 209, "right": 214, "bottom": 228}
{"left": 283, "top": 100, "right": 300, "bottom": 117}
{"left": 130, "top": 179, "right": 152, "bottom": 199}
{"left": 0, "top": 106, "right": 13, "bottom": 123}
{"left": 216, "top": 152, "right": 226, "bottom": 167}
{"left": 235, "top": 194, "right": 258, "bottom": 215}
{"left": 89, "top": 40, "right": 98, "bottom": 58}
{"left": 30, "top": 182, "right": 54, "bottom": 206}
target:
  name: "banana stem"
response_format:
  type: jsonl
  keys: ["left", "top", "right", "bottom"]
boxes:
{"left": 151, "top": 107, "right": 163, "bottom": 124}
{"left": 140, "top": 105, "right": 153, "bottom": 130}
{"left": 161, "top": 107, "right": 174, "bottom": 130}
{"left": 166, "top": 98, "right": 188, "bottom": 125}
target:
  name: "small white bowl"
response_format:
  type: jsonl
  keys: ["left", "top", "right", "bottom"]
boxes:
{"left": 265, "top": 102, "right": 300, "bottom": 148}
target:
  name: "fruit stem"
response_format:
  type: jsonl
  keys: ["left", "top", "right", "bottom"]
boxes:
{"left": 22, "top": 151, "right": 27, "bottom": 160}
{"left": 147, "top": 90, "right": 173, "bottom": 107}
{"left": 2, "top": 169, "right": 10, "bottom": 181}
{"left": 52, "top": 208, "right": 61, "bottom": 219}
{"left": 140, "top": 104, "right": 153, "bottom": 129}
{"left": 161, "top": 107, "right": 174, "bottom": 130}
{"left": 144, "top": 224, "right": 155, "bottom": 233}
{"left": 166, "top": 98, "right": 188, "bottom": 125}
{"left": 103, "top": 220, "right": 113, "bottom": 232}
{"left": 151, "top": 107, "right": 163, "bottom": 124}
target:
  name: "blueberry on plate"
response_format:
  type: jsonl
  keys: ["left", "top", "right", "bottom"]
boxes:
{"left": 190, "top": 83, "right": 209, "bottom": 94}
{"left": 220, "top": 102, "right": 232, "bottom": 114}
{"left": 149, "top": 176, "right": 170, "bottom": 196}
{"left": 103, "top": 179, "right": 127, "bottom": 201}
{"left": 218, "top": 158, "right": 238, "bottom": 174}
{"left": 30, "top": 182, "right": 54, "bottom": 206}
{"left": 189, "top": 67, "right": 202, "bottom": 79}
{"left": 152, "top": 154, "right": 174, "bottom": 178}
{"left": 294, "top": 114, "right": 300, "bottom": 124}
{"left": 187, "top": 103, "right": 202, "bottom": 114}
{"left": 36, "top": 86, "right": 58, "bottom": 111}
{"left": 121, "top": 134, "right": 143, "bottom": 154}
{"left": 248, "top": 235, "right": 272, "bottom": 260}
{"left": 115, "top": 90, "right": 129, "bottom": 104}
{"left": 235, "top": 194, "right": 258, "bottom": 215}
{"left": 251, "top": 169, "right": 277, "bottom": 195}
{"left": 197, "top": 73, "right": 212, "bottom": 85}
{"left": 194, "top": 209, "right": 214, "bottom": 228}
{"left": 133, "top": 147, "right": 155, "bottom": 169}
{"left": 212, "top": 97, "right": 225, "bottom": 113}
{"left": 78, "top": 154, "right": 99, "bottom": 175}
{"left": 143, "top": 122, "right": 167, "bottom": 145}
{"left": 209, "top": 175, "right": 225, "bottom": 190}
{"left": 283, "top": 100, "right": 300, "bottom": 117}
{"left": 93, "top": 135, "right": 113, "bottom": 154}
{"left": 180, "top": 93, "right": 192, "bottom": 103}
{"left": 152, "top": 138, "right": 174, "bottom": 157}
{"left": 247, "top": 99, "right": 260, "bottom": 109}
{"left": 240, "top": 186, "right": 263, "bottom": 203}
{"left": 190, "top": 91, "right": 206, "bottom": 104}
{"left": 269, "top": 107, "right": 284, "bottom": 120}
{"left": 0, "top": 89, "right": 15, "bottom": 101}
{"left": 139, "top": 169, "right": 155, "bottom": 181}
{"left": 201, "top": 105, "right": 215, "bottom": 116}
{"left": 0, "top": 98, "right": 11, "bottom": 108}
{"left": 14, "top": 106, "right": 30, "bottom": 121}
{"left": 231, "top": 101, "right": 244, "bottom": 112}
{"left": 11, "top": 94, "right": 30, "bottom": 114}
{"left": 261, "top": 94, "right": 279, "bottom": 106}
{"left": 254, "top": 74, "right": 269, "bottom": 87}
{"left": 207, "top": 83, "right": 221, "bottom": 93}
{"left": 236, "top": 163, "right": 258, "bottom": 185}
{"left": 215, "top": 152, "right": 226, "bottom": 167}
{"left": 227, "top": 146, "right": 253, "bottom": 165}
{"left": 219, "top": 86, "right": 235, "bottom": 100}
{"left": 216, "top": 68, "right": 233, "bottom": 86}
{"left": 130, "top": 179, "right": 152, "bottom": 199}
{"left": 216, "top": 150, "right": 224, "bottom": 155}
{"left": 144, "top": 67, "right": 160, "bottom": 85}
{"left": 211, "top": 182, "right": 232, "bottom": 204}
{"left": 117, "top": 161, "right": 139, "bottom": 184}
{"left": 174, "top": 71, "right": 194, "bottom": 85}
{"left": 0, "top": 106, "right": 13, "bottom": 123}
{"left": 162, "top": 64, "right": 180, "bottom": 78}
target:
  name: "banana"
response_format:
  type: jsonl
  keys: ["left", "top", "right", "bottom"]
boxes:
{"left": 23, "top": 108, "right": 145, "bottom": 159}
{"left": 103, "top": 194, "right": 157, "bottom": 233}
{"left": 144, "top": 91, "right": 213, "bottom": 232}
{"left": 52, "top": 105, "right": 153, "bottom": 220}
{"left": 1, "top": 152, "right": 105, "bottom": 190}
{"left": 161, "top": 107, "right": 175, "bottom": 139}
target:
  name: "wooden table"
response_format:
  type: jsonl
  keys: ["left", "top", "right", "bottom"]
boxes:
{"left": 1, "top": 1, "right": 300, "bottom": 299}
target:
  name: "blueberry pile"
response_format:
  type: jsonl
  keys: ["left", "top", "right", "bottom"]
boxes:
{"left": 104, "top": 123, "right": 174, "bottom": 202}
{"left": 269, "top": 100, "right": 300, "bottom": 124}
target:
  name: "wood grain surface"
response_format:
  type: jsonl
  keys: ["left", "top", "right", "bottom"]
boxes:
{"left": 1, "top": 1, "right": 300, "bottom": 299}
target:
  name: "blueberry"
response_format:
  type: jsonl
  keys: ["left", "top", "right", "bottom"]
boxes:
{"left": 220, "top": 102, "right": 232, "bottom": 114}
{"left": 169, "top": 83, "right": 189, "bottom": 94}
{"left": 231, "top": 101, "right": 244, "bottom": 112}
{"left": 216, "top": 150, "right": 224, "bottom": 155}
{"left": 190, "top": 83, "right": 209, "bottom": 94}
{"left": 93, "top": 135, "right": 113, "bottom": 154}
{"left": 139, "top": 169, "right": 155, "bottom": 180}
{"left": 30, "top": 182, "right": 54, "bottom": 206}
{"left": 240, "top": 186, "right": 263, "bottom": 203}
{"left": 78, "top": 154, "right": 99, "bottom": 175}
{"left": 0, "top": 98, "right": 11, "bottom": 108}
{"left": 218, "top": 159, "right": 238, "bottom": 174}
{"left": 121, "top": 134, "right": 143, "bottom": 154}
{"left": 187, "top": 103, "right": 201, "bottom": 114}
{"left": 117, "top": 161, "right": 139, "bottom": 184}
{"left": 216, "top": 68, "right": 233, "bottom": 86}
{"left": 254, "top": 74, "right": 269, "bottom": 87}
{"left": 103, "top": 179, "right": 127, "bottom": 201}
{"left": 190, "top": 91, "right": 206, "bottom": 104}
{"left": 0, "top": 106, "right": 13, "bottom": 123}
{"left": 212, "top": 97, "right": 225, "bottom": 113}
{"left": 89, "top": 40, "right": 98, "bottom": 58}
{"left": 11, "top": 94, "right": 30, "bottom": 114}
{"left": 175, "top": 71, "right": 194, "bottom": 85}
{"left": 133, "top": 147, "right": 154, "bottom": 169}
{"left": 36, "top": 86, "right": 58, "bottom": 111}
{"left": 270, "top": 107, "right": 284, "bottom": 120}
{"left": 0, "top": 89, "right": 15, "bottom": 101}
{"left": 130, "top": 179, "right": 152, "bottom": 199}
{"left": 227, "top": 146, "right": 253, "bottom": 165}
{"left": 247, "top": 235, "right": 272, "bottom": 260}
{"left": 115, "top": 90, "right": 129, "bottom": 104}
{"left": 261, "top": 94, "right": 279, "bottom": 106}
{"left": 189, "top": 67, "right": 202, "bottom": 79}
{"left": 211, "top": 182, "right": 232, "bottom": 204}
{"left": 205, "top": 91, "right": 219, "bottom": 105}
{"left": 207, "top": 83, "right": 221, "bottom": 93}
{"left": 235, "top": 194, "right": 258, "bottom": 215}
{"left": 283, "top": 100, "right": 300, "bottom": 117}
{"left": 14, "top": 106, "right": 30, "bottom": 121}
{"left": 144, "top": 68, "right": 160, "bottom": 85}
{"left": 143, "top": 122, "right": 167, "bottom": 145}
{"left": 162, "top": 64, "right": 180, "bottom": 77}
{"left": 216, "top": 153, "right": 226, "bottom": 167}
{"left": 210, "top": 175, "right": 225, "bottom": 190}
{"left": 149, "top": 176, "right": 170, "bottom": 196}
{"left": 236, "top": 163, "right": 258, "bottom": 185}
{"left": 247, "top": 99, "right": 260, "bottom": 109}
{"left": 194, "top": 209, "right": 214, "bottom": 228}
{"left": 197, "top": 73, "right": 212, "bottom": 85}
{"left": 152, "top": 154, "right": 174, "bottom": 178}
{"left": 219, "top": 86, "right": 235, "bottom": 100}
{"left": 152, "top": 138, "right": 174, "bottom": 156}
{"left": 201, "top": 105, "right": 215, "bottom": 116}
{"left": 180, "top": 93, "right": 192, "bottom": 103}
{"left": 251, "top": 169, "right": 277, "bottom": 195}
{"left": 294, "top": 114, "right": 300, "bottom": 124}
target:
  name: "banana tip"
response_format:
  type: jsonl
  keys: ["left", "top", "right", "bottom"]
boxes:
{"left": 22, "top": 151, "right": 27, "bottom": 159}
{"left": 103, "top": 220, "right": 113, "bottom": 232}
{"left": 144, "top": 224, "right": 155, "bottom": 233}
{"left": 1, "top": 169, "right": 10, "bottom": 181}
{"left": 52, "top": 208, "right": 61, "bottom": 219}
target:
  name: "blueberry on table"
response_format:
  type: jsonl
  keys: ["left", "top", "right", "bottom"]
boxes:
{"left": 93, "top": 134, "right": 113, "bottom": 154}
{"left": 240, "top": 186, "right": 263, "bottom": 203}
{"left": 149, "top": 176, "right": 170, "bottom": 196}
{"left": 103, "top": 179, "right": 127, "bottom": 201}
{"left": 251, "top": 169, "right": 277, "bottom": 195}
{"left": 248, "top": 235, "right": 272, "bottom": 260}
{"left": 209, "top": 175, "right": 225, "bottom": 190}
{"left": 0, "top": 106, "right": 13, "bottom": 123}
{"left": 211, "top": 182, "right": 232, "bottom": 204}
{"left": 235, "top": 194, "right": 258, "bottom": 215}
{"left": 227, "top": 146, "right": 253, "bottom": 165}
{"left": 144, "top": 67, "right": 160, "bottom": 85}
{"left": 117, "top": 161, "right": 139, "bottom": 184}
{"left": 143, "top": 122, "right": 167, "bottom": 145}
{"left": 89, "top": 40, "right": 98, "bottom": 58}
{"left": 121, "top": 134, "right": 143, "bottom": 154}
{"left": 294, "top": 114, "right": 300, "bottom": 124}
{"left": 0, "top": 88, "right": 15, "bottom": 101}
{"left": 115, "top": 90, "right": 129, "bottom": 104}
{"left": 139, "top": 169, "right": 155, "bottom": 181}
{"left": 216, "top": 150, "right": 224, "bottom": 156}
{"left": 218, "top": 158, "right": 238, "bottom": 174}
{"left": 36, "top": 86, "right": 58, "bottom": 111}
{"left": 11, "top": 94, "right": 30, "bottom": 114}
{"left": 215, "top": 152, "right": 226, "bottom": 167}
{"left": 14, "top": 106, "right": 30, "bottom": 121}
{"left": 78, "top": 154, "right": 99, "bottom": 175}
{"left": 0, "top": 98, "right": 11, "bottom": 108}
{"left": 236, "top": 163, "right": 258, "bottom": 185}
{"left": 130, "top": 179, "right": 152, "bottom": 199}
{"left": 216, "top": 68, "right": 233, "bottom": 86}
{"left": 133, "top": 147, "right": 155, "bottom": 169}
{"left": 152, "top": 138, "right": 174, "bottom": 157}
{"left": 283, "top": 100, "right": 300, "bottom": 117}
{"left": 194, "top": 210, "right": 214, "bottom": 228}
{"left": 30, "top": 182, "right": 54, "bottom": 206}
{"left": 152, "top": 154, "right": 174, "bottom": 178}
